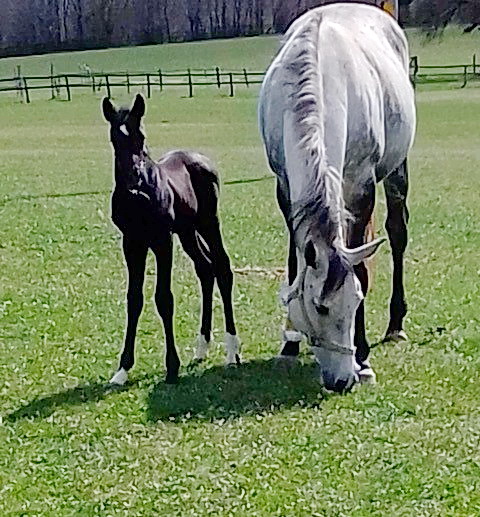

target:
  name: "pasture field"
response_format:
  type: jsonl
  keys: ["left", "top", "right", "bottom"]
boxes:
{"left": 0, "top": 27, "right": 479, "bottom": 78}
{"left": 1, "top": 33, "right": 480, "bottom": 515}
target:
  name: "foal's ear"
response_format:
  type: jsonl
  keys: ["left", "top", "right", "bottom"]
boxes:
{"left": 130, "top": 93, "right": 146, "bottom": 120}
{"left": 102, "top": 97, "right": 116, "bottom": 123}
{"left": 342, "top": 237, "right": 386, "bottom": 266}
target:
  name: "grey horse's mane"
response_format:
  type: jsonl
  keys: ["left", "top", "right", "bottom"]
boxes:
{"left": 283, "top": 11, "right": 347, "bottom": 246}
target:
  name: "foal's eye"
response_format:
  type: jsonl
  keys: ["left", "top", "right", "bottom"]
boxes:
{"left": 316, "top": 304, "right": 329, "bottom": 316}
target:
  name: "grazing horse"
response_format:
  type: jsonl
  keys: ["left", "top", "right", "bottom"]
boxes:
{"left": 102, "top": 94, "right": 240, "bottom": 385}
{"left": 258, "top": 4, "right": 415, "bottom": 392}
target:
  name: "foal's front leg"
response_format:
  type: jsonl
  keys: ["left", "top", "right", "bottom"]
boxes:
{"left": 110, "top": 237, "right": 148, "bottom": 385}
{"left": 152, "top": 238, "right": 180, "bottom": 384}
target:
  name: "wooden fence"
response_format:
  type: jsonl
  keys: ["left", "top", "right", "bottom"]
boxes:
{"left": 1, "top": 57, "right": 479, "bottom": 103}
{"left": 409, "top": 55, "right": 480, "bottom": 88}
{"left": 0, "top": 67, "right": 264, "bottom": 103}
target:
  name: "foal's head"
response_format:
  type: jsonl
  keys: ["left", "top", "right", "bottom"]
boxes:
{"left": 102, "top": 94, "right": 147, "bottom": 190}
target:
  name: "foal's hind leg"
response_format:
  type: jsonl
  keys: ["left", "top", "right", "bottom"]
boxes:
{"left": 177, "top": 230, "right": 215, "bottom": 362}
{"left": 198, "top": 219, "right": 240, "bottom": 365}
{"left": 346, "top": 178, "right": 376, "bottom": 384}
{"left": 151, "top": 238, "right": 180, "bottom": 384}
{"left": 110, "top": 237, "right": 148, "bottom": 385}
{"left": 383, "top": 160, "right": 409, "bottom": 342}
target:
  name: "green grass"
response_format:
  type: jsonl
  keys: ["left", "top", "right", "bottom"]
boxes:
{"left": 1, "top": 36, "right": 480, "bottom": 515}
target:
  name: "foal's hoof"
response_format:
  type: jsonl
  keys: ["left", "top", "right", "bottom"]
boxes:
{"left": 193, "top": 334, "right": 210, "bottom": 362}
{"left": 383, "top": 330, "right": 408, "bottom": 343}
{"left": 226, "top": 354, "right": 241, "bottom": 367}
{"left": 109, "top": 368, "right": 128, "bottom": 386}
{"left": 187, "top": 358, "right": 204, "bottom": 370}
{"left": 225, "top": 333, "right": 241, "bottom": 366}
{"left": 165, "top": 372, "right": 179, "bottom": 384}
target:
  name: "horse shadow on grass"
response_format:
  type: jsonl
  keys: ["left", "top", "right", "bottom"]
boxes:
{"left": 146, "top": 358, "right": 326, "bottom": 422}
{"left": 6, "top": 359, "right": 326, "bottom": 423}
{"left": 5, "top": 378, "right": 142, "bottom": 422}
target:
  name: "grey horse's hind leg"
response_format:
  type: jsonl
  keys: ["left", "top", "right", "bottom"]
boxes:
{"left": 383, "top": 159, "right": 409, "bottom": 342}
{"left": 345, "top": 178, "right": 375, "bottom": 381}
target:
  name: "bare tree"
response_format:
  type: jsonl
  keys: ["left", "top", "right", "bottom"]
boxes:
{"left": 4, "top": 0, "right": 410, "bottom": 57}
{"left": 409, "top": 0, "right": 480, "bottom": 32}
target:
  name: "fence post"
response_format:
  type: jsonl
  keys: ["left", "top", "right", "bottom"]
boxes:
{"left": 50, "top": 64, "right": 55, "bottom": 99}
{"left": 410, "top": 56, "right": 418, "bottom": 87}
{"left": 105, "top": 74, "right": 111, "bottom": 98}
{"left": 65, "top": 75, "right": 71, "bottom": 101}
{"left": 216, "top": 67, "right": 221, "bottom": 88}
{"left": 188, "top": 68, "right": 193, "bottom": 98}
{"left": 91, "top": 74, "right": 96, "bottom": 93}
{"left": 243, "top": 68, "right": 249, "bottom": 87}
{"left": 147, "top": 73, "right": 151, "bottom": 98}
{"left": 158, "top": 69, "right": 163, "bottom": 91}
{"left": 23, "top": 77, "right": 30, "bottom": 104}
{"left": 126, "top": 72, "right": 130, "bottom": 94}
{"left": 229, "top": 73, "right": 234, "bottom": 97}
{"left": 461, "top": 65, "right": 468, "bottom": 88}
{"left": 473, "top": 54, "right": 477, "bottom": 76}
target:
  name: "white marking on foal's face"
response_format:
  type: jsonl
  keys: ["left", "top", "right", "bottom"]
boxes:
{"left": 119, "top": 124, "right": 129, "bottom": 136}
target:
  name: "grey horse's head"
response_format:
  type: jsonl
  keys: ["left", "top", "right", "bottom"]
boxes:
{"left": 282, "top": 234, "right": 384, "bottom": 392}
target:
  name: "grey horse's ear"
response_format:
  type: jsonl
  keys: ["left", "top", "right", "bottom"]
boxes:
{"left": 342, "top": 238, "right": 386, "bottom": 266}
{"left": 130, "top": 93, "right": 145, "bottom": 120}
{"left": 102, "top": 97, "right": 116, "bottom": 123}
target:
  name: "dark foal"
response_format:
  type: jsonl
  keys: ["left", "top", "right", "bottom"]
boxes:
{"left": 102, "top": 94, "right": 240, "bottom": 385}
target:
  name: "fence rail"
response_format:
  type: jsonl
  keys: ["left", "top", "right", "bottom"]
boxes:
{"left": 1, "top": 57, "right": 479, "bottom": 103}
{"left": 0, "top": 66, "right": 266, "bottom": 103}
{"left": 409, "top": 55, "right": 480, "bottom": 88}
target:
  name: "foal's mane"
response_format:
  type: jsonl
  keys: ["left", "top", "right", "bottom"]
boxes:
{"left": 283, "top": 11, "right": 346, "bottom": 246}
{"left": 134, "top": 150, "right": 173, "bottom": 217}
